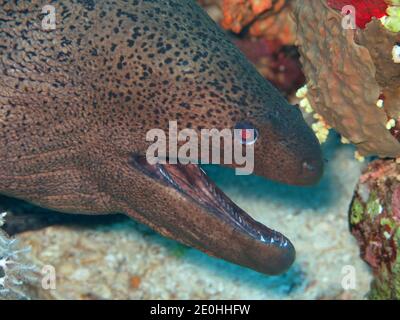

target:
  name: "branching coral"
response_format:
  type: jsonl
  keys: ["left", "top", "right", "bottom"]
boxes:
{"left": 0, "top": 212, "right": 36, "bottom": 300}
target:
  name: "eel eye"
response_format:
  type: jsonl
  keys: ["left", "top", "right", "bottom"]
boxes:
{"left": 234, "top": 121, "right": 259, "bottom": 145}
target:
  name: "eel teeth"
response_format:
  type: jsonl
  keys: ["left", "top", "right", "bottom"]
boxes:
{"left": 158, "top": 165, "right": 180, "bottom": 190}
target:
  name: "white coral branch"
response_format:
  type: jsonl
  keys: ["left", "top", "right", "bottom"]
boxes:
{"left": 0, "top": 213, "right": 37, "bottom": 299}
{"left": 0, "top": 211, "right": 7, "bottom": 227}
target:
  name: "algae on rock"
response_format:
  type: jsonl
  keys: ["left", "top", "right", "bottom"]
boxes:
{"left": 350, "top": 160, "right": 400, "bottom": 299}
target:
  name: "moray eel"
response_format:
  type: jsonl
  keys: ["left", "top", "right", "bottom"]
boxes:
{"left": 0, "top": 0, "right": 323, "bottom": 275}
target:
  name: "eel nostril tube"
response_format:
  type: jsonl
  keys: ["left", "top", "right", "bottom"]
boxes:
{"left": 302, "top": 160, "right": 316, "bottom": 172}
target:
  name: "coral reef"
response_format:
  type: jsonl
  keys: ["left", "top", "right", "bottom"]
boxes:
{"left": 293, "top": 0, "right": 400, "bottom": 157}
{"left": 350, "top": 159, "right": 400, "bottom": 299}
{"left": 258, "top": 0, "right": 400, "bottom": 298}
{"left": 233, "top": 38, "right": 305, "bottom": 96}
{"left": 0, "top": 212, "right": 37, "bottom": 300}
{"left": 220, "top": 0, "right": 296, "bottom": 45}
{"left": 327, "top": 0, "right": 388, "bottom": 29}
{"left": 199, "top": 0, "right": 304, "bottom": 96}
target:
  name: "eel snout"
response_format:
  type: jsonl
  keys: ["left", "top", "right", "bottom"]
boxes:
{"left": 129, "top": 155, "right": 295, "bottom": 275}
{"left": 250, "top": 104, "right": 324, "bottom": 186}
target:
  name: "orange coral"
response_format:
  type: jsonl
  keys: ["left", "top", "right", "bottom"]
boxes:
{"left": 220, "top": 0, "right": 295, "bottom": 44}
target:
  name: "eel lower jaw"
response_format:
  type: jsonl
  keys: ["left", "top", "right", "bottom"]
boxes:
{"left": 129, "top": 155, "right": 295, "bottom": 274}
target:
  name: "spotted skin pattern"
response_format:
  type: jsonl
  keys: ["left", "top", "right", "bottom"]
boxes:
{"left": 0, "top": 0, "right": 323, "bottom": 275}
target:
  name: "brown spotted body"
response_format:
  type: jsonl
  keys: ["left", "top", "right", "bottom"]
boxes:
{"left": 0, "top": 0, "right": 322, "bottom": 275}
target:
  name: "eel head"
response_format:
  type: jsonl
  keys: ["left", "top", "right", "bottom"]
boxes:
{"left": 121, "top": 105, "right": 323, "bottom": 275}
{"left": 104, "top": 0, "right": 324, "bottom": 275}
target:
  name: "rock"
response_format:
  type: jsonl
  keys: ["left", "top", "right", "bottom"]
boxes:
{"left": 349, "top": 159, "right": 400, "bottom": 299}
{"left": 292, "top": 0, "right": 400, "bottom": 157}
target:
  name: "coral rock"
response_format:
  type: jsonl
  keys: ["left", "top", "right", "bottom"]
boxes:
{"left": 221, "top": 0, "right": 296, "bottom": 45}
{"left": 293, "top": 0, "right": 400, "bottom": 157}
{"left": 350, "top": 159, "right": 400, "bottom": 299}
{"left": 197, "top": 0, "right": 304, "bottom": 96}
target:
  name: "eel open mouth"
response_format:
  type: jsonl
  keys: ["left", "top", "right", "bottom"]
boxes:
{"left": 129, "top": 154, "right": 292, "bottom": 250}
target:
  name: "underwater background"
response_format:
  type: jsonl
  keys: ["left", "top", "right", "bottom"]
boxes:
{"left": 2, "top": 0, "right": 400, "bottom": 299}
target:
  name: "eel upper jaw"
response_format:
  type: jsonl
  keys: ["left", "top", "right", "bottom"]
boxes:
{"left": 129, "top": 154, "right": 295, "bottom": 275}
